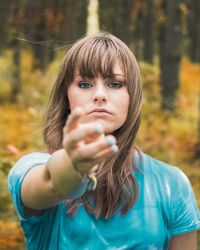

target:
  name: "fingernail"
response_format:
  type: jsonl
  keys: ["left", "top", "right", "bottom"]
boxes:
{"left": 94, "top": 123, "right": 103, "bottom": 133}
{"left": 107, "top": 137, "right": 116, "bottom": 145}
{"left": 111, "top": 145, "right": 118, "bottom": 153}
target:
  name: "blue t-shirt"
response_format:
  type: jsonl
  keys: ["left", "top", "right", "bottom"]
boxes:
{"left": 8, "top": 152, "right": 200, "bottom": 250}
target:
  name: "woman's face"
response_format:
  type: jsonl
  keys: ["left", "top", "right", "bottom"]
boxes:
{"left": 67, "top": 61, "right": 130, "bottom": 134}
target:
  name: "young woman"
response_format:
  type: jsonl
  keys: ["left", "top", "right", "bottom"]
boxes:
{"left": 8, "top": 32, "right": 200, "bottom": 250}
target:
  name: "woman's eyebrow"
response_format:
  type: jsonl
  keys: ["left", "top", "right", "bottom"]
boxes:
{"left": 113, "top": 73, "right": 125, "bottom": 77}
{"left": 74, "top": 74, "right": 87, "bottom": 80}
{"left": 112, "top": 74, "right": 125, "bottom": 80}
{"left": 74, "top": 73, "right": 125, "bottom": 80}
{"left": 74, "top": 74, "right": 91, "bottom": 78}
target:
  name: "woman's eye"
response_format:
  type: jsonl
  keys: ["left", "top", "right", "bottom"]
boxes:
{"left": 78, "top": 82, "right": 92, "bottom": 88}
{"left": 108, "top": 82, "right": 123, "bottom": 89}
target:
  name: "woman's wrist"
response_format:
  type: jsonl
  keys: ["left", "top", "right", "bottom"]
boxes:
{"left": 73, "top": 163, "right": 98, "bottom": 191}
{"left": 47, "top": 149, "right": 87, "bottom": 199}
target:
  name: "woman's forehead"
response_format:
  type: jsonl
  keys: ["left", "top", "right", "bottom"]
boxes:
{"left": 112, "top": 61, "right": 124, "bottom": 75}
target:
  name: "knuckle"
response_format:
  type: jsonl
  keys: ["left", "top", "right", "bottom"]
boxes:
{"left": 66, "top": 131, "right": 76, "bottom": 143}
{"left": 62, "top": 138, "right": 70, "bottom": 151}
{"left": 81, "top": 127, "right": 92, "bottom": 137}
{"left": 99, "top": 137, "right": 108, "bottom": 148}
{"left": 76, "top": 147, "right": 85, "bottom": 159}
{"left": 70, "top": 151, "right": 77, "bottom": 162}
{"left": 63, "top": 135, "right": 75, "bottom": 151}
{"left": 85, "top": 124, "right": 97, "bottom": 134}
{"left": 70, "top": 136, "right": 77, "bottom": 146}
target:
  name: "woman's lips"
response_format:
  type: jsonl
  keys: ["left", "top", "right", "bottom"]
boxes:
{"left": 89, "top": 111, "right": 111, "bottom": 117}
{"left": 88, "top": 108, "right": 112, "bottom": 117}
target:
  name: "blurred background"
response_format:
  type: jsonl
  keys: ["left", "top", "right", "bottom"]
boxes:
{"left": 0, "top": 0, "right": 199, "bottom": 249}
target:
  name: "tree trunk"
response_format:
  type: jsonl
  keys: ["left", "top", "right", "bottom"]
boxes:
{"left": 60, "top": 0, "right": 88, "bottom": 42}
{"left": 143, "top": 0, "right": 155, "bottom": 63}
{"left": 159, "top": 0, "right": 182, "bottom": 110}
{"left": 10, "top": 38, "right": 21, "bottom": 103}
{"left": 23, "top": 1, "right": 49, "bottom": 71}
{"left": 0, "top": 0, "right": 12, "bottom": 52}
{"left": 132, "top": 1, "right": 146, "bottom": 59}
{"left": 9, "top": 2, "right": 22, "bottom": 103}
{"left": 187, "top": 0, "right": 200, "bottom": 63}
{"left": 23, "top": 0, "right": 88, "bottom": 71}
{"left": 32, "top": 17, "right": 48, "bottom": 71}
{"left": 98, "top": 0, "right": 134, "bottom": 46}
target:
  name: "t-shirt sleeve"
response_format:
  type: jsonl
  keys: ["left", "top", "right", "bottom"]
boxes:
{"left": 169, "top": 167, "right": 200, "bottom": 236}
{"left": 8, "top": 152, "right": 51, "bottom": 223}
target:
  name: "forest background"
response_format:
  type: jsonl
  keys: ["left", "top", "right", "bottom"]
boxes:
{"left": 0, "top": 0, "right": 199, "bottom": 249}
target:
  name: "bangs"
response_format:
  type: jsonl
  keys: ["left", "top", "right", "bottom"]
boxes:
{"left": 69, "top": 36, "right": 124, "bottom": 80}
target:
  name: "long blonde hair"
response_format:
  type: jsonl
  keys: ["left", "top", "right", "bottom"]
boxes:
{"left": 43, "top": 32, "right": 143, "bottom": 219}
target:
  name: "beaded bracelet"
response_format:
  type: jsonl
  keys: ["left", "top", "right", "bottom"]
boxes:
{"left": 73, "top": 164, "right": 97, "bottom": 191}
{"left": 87, "top": 174, "right": 97, "bottom": 191}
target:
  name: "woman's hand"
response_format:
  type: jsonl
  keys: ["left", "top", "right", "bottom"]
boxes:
{"left": 62, "top": 107, "right": 118, "bottom": 177}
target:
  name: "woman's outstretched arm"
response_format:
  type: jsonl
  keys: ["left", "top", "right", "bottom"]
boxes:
{"left": 21, "top": 107, "right": 117, "bottom": 212}
{"left": 169, "top": 231, "right": 197, "bottom": 250}
{"left": 21, "top": 148, "right": 83, "bottom": 211}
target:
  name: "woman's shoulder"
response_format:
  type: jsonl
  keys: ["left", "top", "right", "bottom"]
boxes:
{"left": 134, "top": 152, "right": 199, "bottom": 217}
{"left": 16, "top": 151, "right": 51, "bottom": 163}
{"left": 8, "top": 152, "right": 52, "bottom": 224}
{"left": 134, "top": 152, "right": 194, "bottom": 206}
{"left": 8, "top": 151, "right": 51, "bottom": 182}
{"left": 13, "top": 151, "right": 50, "bottom": 165}
{"left": 136, "top": 152, "right": 189, "bottom": 185}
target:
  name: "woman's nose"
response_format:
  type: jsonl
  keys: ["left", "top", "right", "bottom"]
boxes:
{"left": 93, "top": 95, "right": 107, "bottom": 103}
{"left": 93, "top": 83, "right": 107, "bottom": 103}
